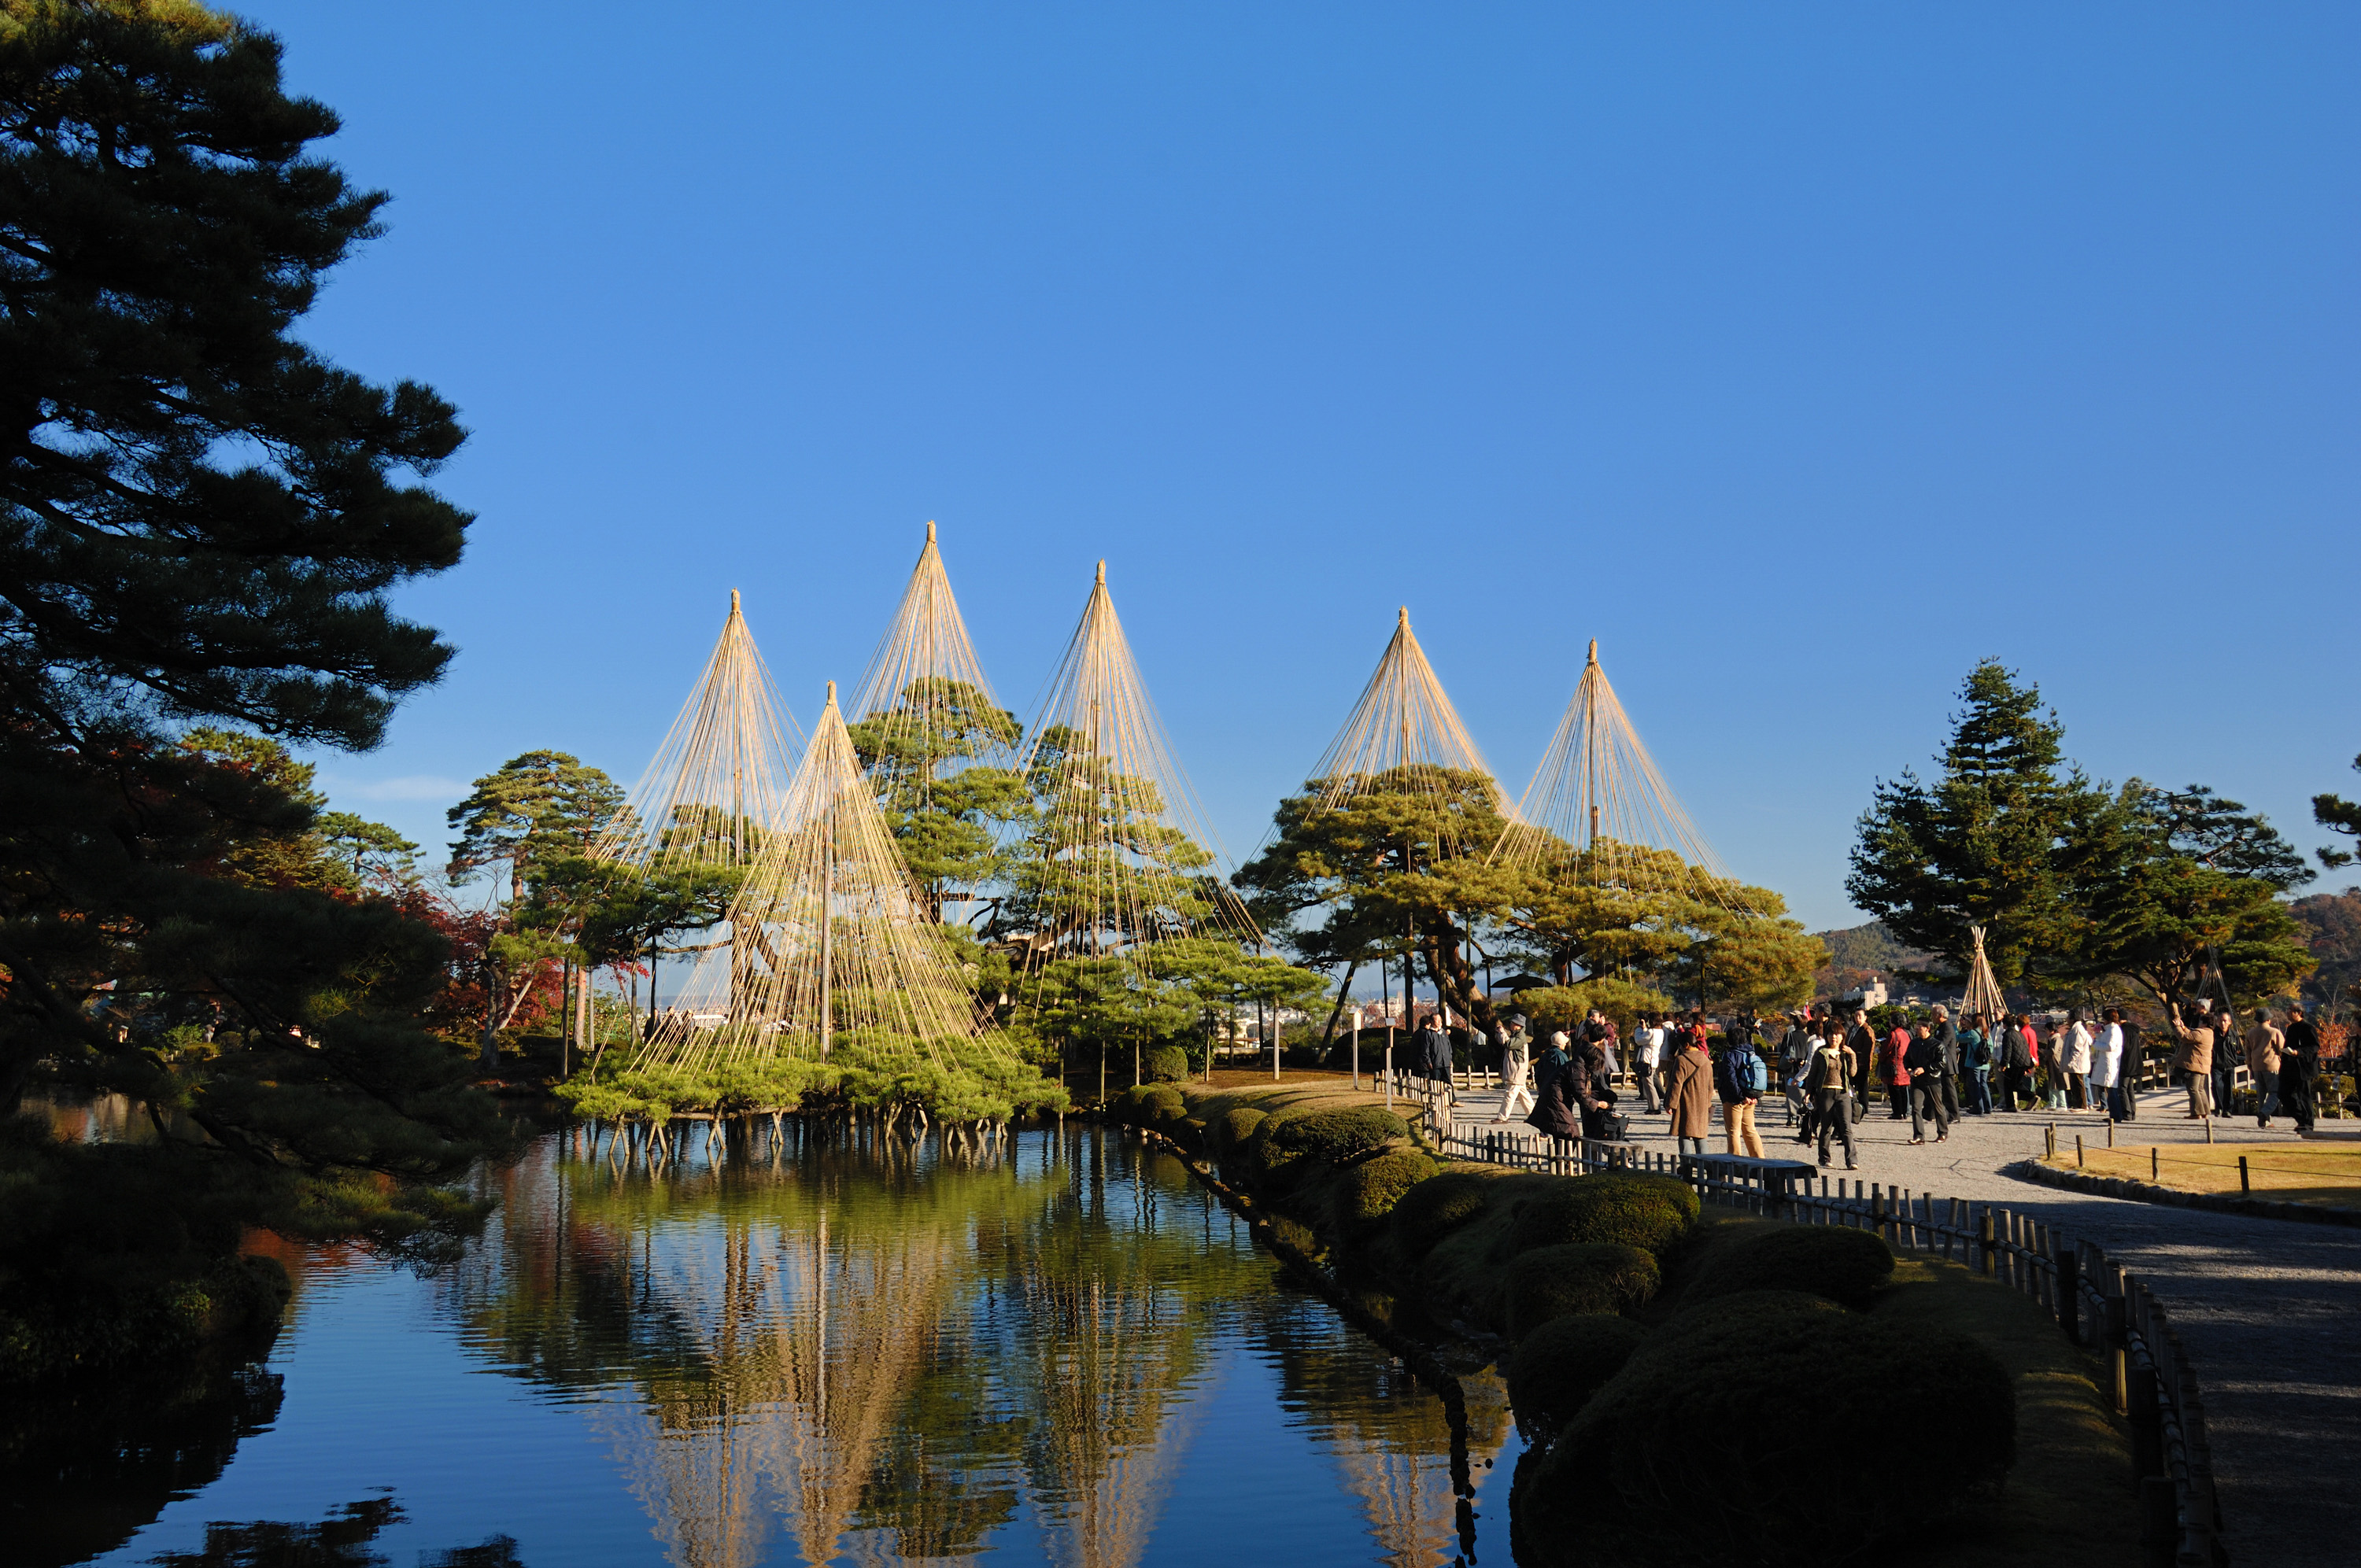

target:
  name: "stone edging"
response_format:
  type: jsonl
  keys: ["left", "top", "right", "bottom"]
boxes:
{"left": 2006, "top": 1157, "right": 2361, "bottom": 1228}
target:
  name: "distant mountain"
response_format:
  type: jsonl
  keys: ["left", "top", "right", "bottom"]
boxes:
{"left": 1807, "top": 920, "right": 1942, "bottom": 1002}
{"left": 1813, "top": 921, "right": 1934, "bottom": 976}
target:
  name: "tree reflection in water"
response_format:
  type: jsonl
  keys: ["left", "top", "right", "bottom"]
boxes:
{"left": 449, "top": 1123, "right": 1505, "bottom": 1568}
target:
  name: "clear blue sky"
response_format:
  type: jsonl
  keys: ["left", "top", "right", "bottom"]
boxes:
{"left": 250, "top": 2, "right": 2359, "bottom": 932}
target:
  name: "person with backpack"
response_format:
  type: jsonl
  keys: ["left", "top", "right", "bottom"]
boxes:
{"left": 1906, "top": 1021, "right": 1950, "bottom": 1145}
{"left": 1716, "top": 1016, "right": 1768, "bottom": 1158}
{"left": 1807, "top": 1025, "right": 1859, "bottom": 1169}
{"left": 1959, "top": 1013, "right": 1993, "bottom": 1116}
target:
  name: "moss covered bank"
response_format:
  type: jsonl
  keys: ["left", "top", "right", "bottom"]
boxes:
{"left": 1104, "top": 1079, "right": 2136, "bottom": 1568}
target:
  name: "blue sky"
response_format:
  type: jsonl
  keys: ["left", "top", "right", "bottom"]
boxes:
{"left": 251, "top": 2, "right": 2358, "bottom": 932}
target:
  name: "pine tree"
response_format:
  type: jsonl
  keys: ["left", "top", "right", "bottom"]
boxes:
{"left": 1846, "top": 660, "right": 2083, "bottom": 987}
{"left": 0, "top": 2, "right": 491, "bottom": 1381}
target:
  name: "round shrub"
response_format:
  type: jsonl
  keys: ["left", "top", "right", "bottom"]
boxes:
{"left": 1503, "top": 1173, "right": 1700, "bottom": 1260}
{"left": 1390, "top": 1170, "right": 1492, "bottom": 1258}
{"left": 1687, "top": 1225, "right": 1896, "bottom": 1311}
{"left": 1210, "top": 1105, "right": 1266, "bottom": 1157}
{"left": 1107, "top": 1084, "right": 1155, "bottom": 1125}
{"left": 1145, "top": 1045, "right": 1190, "bottom": 1083}
{"left": 1339, "top": 1149, "right": 1439, "bottom": 1229}
{"left": 1506, "top": 1314, "right": 1644, "bottom": 1433}
{"left": 1513, "top": 1289, "right": 2015, "bottom": 1568}
{"left": 1273, "top": 1106, "right": 1410, "bottom": 1165}
{"left": 1502, "top": 1242, "right": 1661, "bottom": 1337}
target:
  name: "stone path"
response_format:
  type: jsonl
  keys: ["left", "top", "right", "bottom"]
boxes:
{"left": 1446, "top": 1087, "right": 2361, "bottom": 1566}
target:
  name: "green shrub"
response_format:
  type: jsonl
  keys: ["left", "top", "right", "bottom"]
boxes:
{"left": 1390, "top": 1169, "right": 1492, "bottom": 1258}
{"left": 1687, "top": 1225, "right": 1896, "bottom": 1311}
{"left": 1506, "top": 1314, "right": 1645, "bottom": 1433}
{"left": 1503, "top": 1242, "right": 1661, "bottom": 1337}
{"left": 1339, "top": 1149, "right": 1438, "bottom": 1229}
{"left": 1210, "top": 1105, "right": 1266, "bottom": 1157}
{"left": 1503, "top": 1173, "right": 1699, "bottom": 1260}
{"left": 1146, "top": 1046, "right": 1190, "bottom": 1083}
{"left": 1513, "top": 1289, "right": 2015, "bottom": 1567}
{"left": 1273, "top": 1106, "right": 1410, "bottom": 1165}
{"left": 1107, "top": 1084, "right": 1154, "bottom": 1125}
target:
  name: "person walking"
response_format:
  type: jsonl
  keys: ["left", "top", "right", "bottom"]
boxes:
{"left": 1779, "top": 1010, "right": 1815, "bottom": 1143}
{"left": 2089, "top": 1009, "right": 2126, "bottom": 1121}
{"left": 1808, "top": 1024, "right": 1859, "bottom": 1169}
{"left": 1667, "top": 1020, "right": 1715, "bottom": 1159}
{"left": 2211, "top": 1006, "right": 2240, "bottom": 1121}
{"left": 1416, "top": 1013, "right": 1454, "bottom": 1128}
{"left": 1959, "top": 1013, "right": 1993, "bottom": 1116}
{"left": 2065, "top": 1011, "right": 2093, "bottom": 1111}
{"left": 1524, "top": 1038, "right": 1585, "bottom": 1155}
{"left": 2168, "top": 1003, "right": 2215, "bottom": 1120}
{"left": 1928, "top": 1005, "right": 1961, "bottom": 1121}
{"left": 2118, "top": 1014, "right": 2144, "bottom": 1122}
{"left": 2041, "top": 1016, "right": 2070, "bottom": 1110}
{"left": 1716, "top": 1018, "right": 1768, "bottom": 1159}
{"left": 1845, "top": 1009, "right": 1877, "bottom": 1108}
{"left": 1493, "top": 1019, "right": 1535, "bottom": 1123}
{"left": 2245, "top": 1009, "right": 2285, "bottom": 1129}
{"left": 2280, "top": 1005, "right": 2319, "bottom": 1134}
{"left": 1632, "top": 1013, "right": 1664, "bottom": 1113}
{"left": 1884, "top": 1020, "right": 1912, "bottom": 1120}
{"left": 2001, "top": 1013, "right": 2037, "bottom": 1112}
{"left": 1906, "top": 1021, "right": 1951, "bottom": 1145}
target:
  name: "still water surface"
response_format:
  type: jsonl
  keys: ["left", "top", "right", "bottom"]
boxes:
{"left": 72, "top": 1124, "right": 1519, "bottom": 1567}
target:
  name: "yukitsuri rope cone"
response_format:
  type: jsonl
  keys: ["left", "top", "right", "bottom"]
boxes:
{"left": 592, "top": 588, "right": 802, "bottom": 875}
{"left": 1014, "top": 561, "right": 1253, "bottom": 963}
{"left": 645, "top": 682, "right": 992, "bottom": 1072}
{"left": 1492, "top": 639, "right": 1750, "bottom": 906}
{"left": 1304, "top": 605, "right": 1504, "bottom": 850}
{"left": 850, "top": 520, "right": 1011, "bottom": 766}
{"left": 1960, "top": 924, "right": 2008, "bottom": 1024}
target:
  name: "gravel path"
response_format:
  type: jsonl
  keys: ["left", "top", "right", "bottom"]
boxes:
{"left": 1451, "top": 1085, "right": 2361, "bottom": 1566}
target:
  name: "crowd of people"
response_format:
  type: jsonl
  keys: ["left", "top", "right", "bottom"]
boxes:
{"left": 1407, "top": 995, "right": 2335, "bottom": 1170}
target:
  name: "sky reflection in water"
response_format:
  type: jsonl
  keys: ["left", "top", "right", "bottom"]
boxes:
{"left": 80, "top": 1124, "right": 1518, "bottom": 1568}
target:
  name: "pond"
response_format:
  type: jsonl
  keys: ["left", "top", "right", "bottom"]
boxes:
{"left": 39, "top": 1123, "right": 1521, "bottom": 1568}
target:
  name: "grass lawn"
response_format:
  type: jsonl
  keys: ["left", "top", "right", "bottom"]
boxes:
{"left": 1665, "top": 1217, "right": 2138, "bottom": 1568}
{"left": 2041, "top": 1141, "right": 2361, "bottom": 1208}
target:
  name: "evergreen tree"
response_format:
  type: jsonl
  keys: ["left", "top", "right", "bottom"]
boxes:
{"left": 2063, "top": 781, "right": 2316, "bottom": 1008}
{"left": 1846, "top": 660, "right": 2086, "bottom": 987}
{"left": 845, "top": 676, "right": 1026, "bottom": 923}
{"left": 0, "top": 0, "right": 490, "bottom": 1380}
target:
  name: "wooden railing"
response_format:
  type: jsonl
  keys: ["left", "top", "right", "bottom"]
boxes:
{"left": 1436, "top": 1131, "right": 2226, "bottom": 1567}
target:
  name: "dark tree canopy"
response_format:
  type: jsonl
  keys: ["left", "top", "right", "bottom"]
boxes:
{"left": 0, "top": 2, "right": 491, "bottom": 1378}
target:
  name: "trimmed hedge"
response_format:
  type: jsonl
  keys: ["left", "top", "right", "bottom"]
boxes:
{"left": 1339, "top": 1149, "right": 1439, "bottom": 1229}
{"left": 1514, "top": 1289, "right": 2016, "bottom": 1567}
{"left": 1146, "top": 1046, "right": 1190, "bottom": 1083}
{"left": 1503, "top": 1173, "right": 1700, "bottom": 1260}
{"left": 1107, "top": 1083, "right": 1184, "bottom": 1127}
{"left": 1502, "top": 1242, "right": 1661, "bottom": 1337}
{"left": 1687, "top": 1225, "right": 1896, "bottom": 1311}
{"left": 1390, "top": 1170, "right": 1492, "bottom": 1259}
{"left": 1210, "top": 1105, "right": 1266, "bottom": 1157}
{"left": 1272, "top": 1106, "right": 1410, "bottom": 1165}
{"left": 1506, "top": 1314, "right": 1644, "bottom": 1433}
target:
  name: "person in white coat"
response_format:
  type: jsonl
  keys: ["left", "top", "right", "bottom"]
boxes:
{"left": 1493, "top": 1020, "right": 1535, "bottom": 1122}
{"left": 2087, "top": 1009, "right": 2126, "bottom": 1121}
{"left": 1632, "top": 1014, "right": 1664, "bottom": 1113}
{"left": 2065, "top": 1013, "right": 2094, "bottom": 1111}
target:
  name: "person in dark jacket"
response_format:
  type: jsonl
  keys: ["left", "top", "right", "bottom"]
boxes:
{"left": 1532, "top": 1028, "right": 1570, "bottom": 1111}
{"left": 1779, "top": 1012, "right": 1816, "bottom": 1143}
{"left": 1928, "top": 1006, "right": 1961, "bottom": 1121}
{"left": 2281, "top": 1005, "right": 2320, "bottom": 1134}
{"left": 1568, "top": 1038, "right": 1616, "bottom": 1141}
{"left": 1807, "top": 1028, "right": 1859, "bottom": 1169}
{"left": 1845, "top": 1010, "right": 1878, "bottom": 1106}
{"left": 1417, "top": 1014, "right": 1453, "bottom": 1082}
{"left": 2002, "top": 1017, "right": 2037, "bottom": 1112}
{"left": 1526, "top": 1037, "right": 1585, "bottom": 1145}
{"left": 1906, "top": 1022, "right": 1950, "bottom": 1145}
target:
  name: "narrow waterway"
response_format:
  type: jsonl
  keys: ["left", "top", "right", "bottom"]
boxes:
{"left": 54, "top": 1123, "right": 1519, "bottom": 1568}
